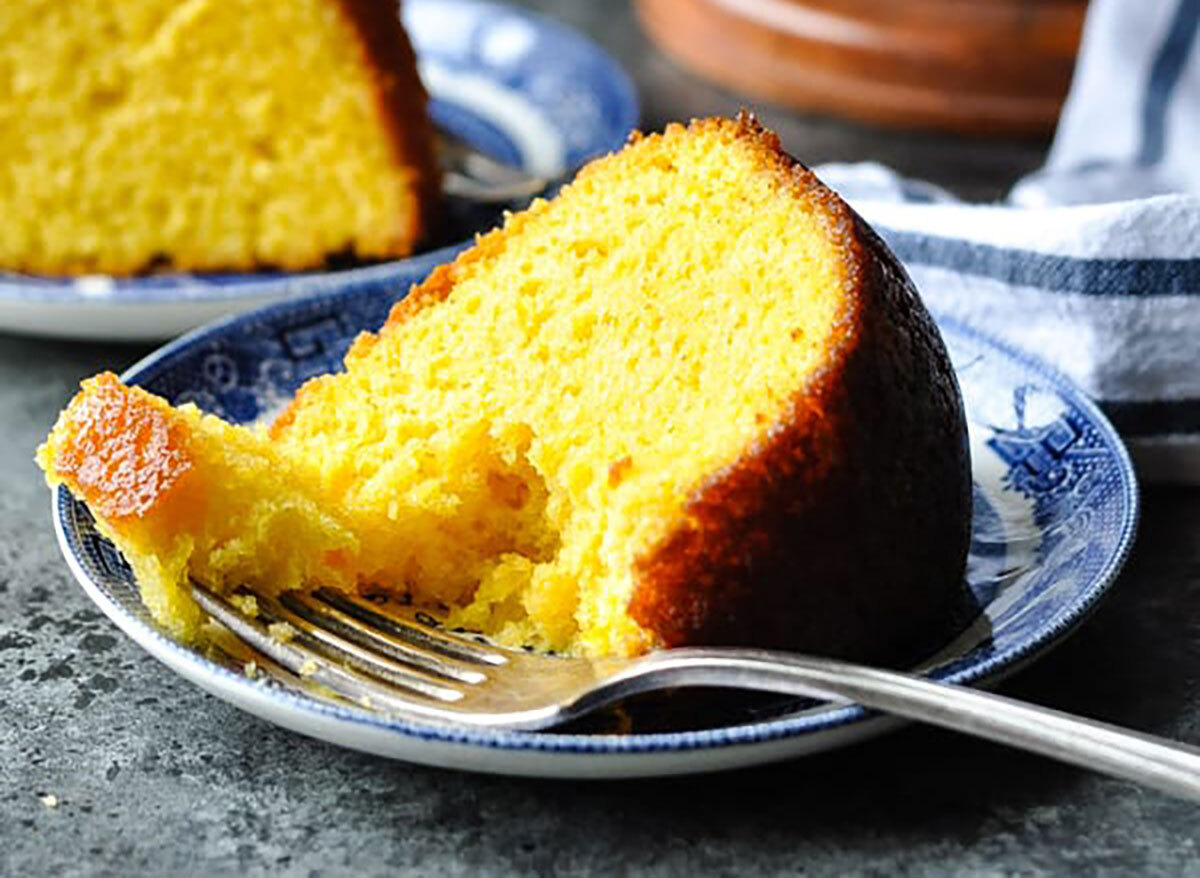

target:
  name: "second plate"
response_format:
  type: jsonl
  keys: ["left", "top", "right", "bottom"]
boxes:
{"left": 0, "top": 0, "right": 638, "bottom": 341}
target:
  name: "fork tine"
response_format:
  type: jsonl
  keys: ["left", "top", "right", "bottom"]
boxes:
{"left": 312, "top": 588, "right": 508, "bottom": 666}
{"left": 190, "top": 582, "right": 463, "bottom": 708}
{"left": 273, "top": 592, "right": 488, "bottom": 685}
{"left": 279, "top": 591, "right": 490, "bottom": 683}
{"left": 213, "top": 636, "right": 424, "bottom": 715}
{"left": 213, "top": 641, "right": 333, "bottom": 698}
{"left": 437, "top": 129, "right": 551, "bottom": 202}
{"left": 252, "top": 592, "right": 460, "bottom": 694}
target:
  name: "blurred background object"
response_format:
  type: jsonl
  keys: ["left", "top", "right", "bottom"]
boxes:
{"left": 635, "top": 0, "right": 1087, "bottom": 135}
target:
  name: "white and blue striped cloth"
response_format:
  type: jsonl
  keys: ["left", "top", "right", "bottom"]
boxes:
{"left": 815, "top": 0, "right": 1200, "bottom": 484}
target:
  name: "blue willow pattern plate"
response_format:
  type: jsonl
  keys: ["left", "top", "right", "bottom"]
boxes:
{"left": 50, "top": 265, "right": 1139, "bottom": 778}
{"left": 0, "top": 0, "right": 637, "bottom": 341}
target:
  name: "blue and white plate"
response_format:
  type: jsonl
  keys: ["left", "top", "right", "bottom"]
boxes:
{"left": 50, "top": 264, "right": 1139, "bottom": 778}
{"left": 0, "top": 0, "right": 637, "bottom": 342}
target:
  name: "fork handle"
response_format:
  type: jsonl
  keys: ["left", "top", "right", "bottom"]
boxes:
{"left": 620, "top": 648, "right": 1200, "bottom": 801}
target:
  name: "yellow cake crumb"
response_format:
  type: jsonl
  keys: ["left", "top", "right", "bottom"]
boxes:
{"left": 230, "top": 594, "right": 259, "bottom": 618}
{"left": 267, "top": 621, "right": 297, "bottom": 643}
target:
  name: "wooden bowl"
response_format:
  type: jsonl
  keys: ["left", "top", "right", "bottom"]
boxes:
{"left": 634, "top": 0, "right": 1087, "bottom": 136}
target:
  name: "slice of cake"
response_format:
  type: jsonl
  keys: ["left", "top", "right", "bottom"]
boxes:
{"left": 39, "top": 115, "right": 971, "bottom": 663}
{"left": 0, "top": 0, "right": 437, "bottom": 275}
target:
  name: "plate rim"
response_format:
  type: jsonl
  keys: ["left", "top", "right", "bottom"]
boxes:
{"left": 49, "top": 313, "right": 1140, "bottom": 761}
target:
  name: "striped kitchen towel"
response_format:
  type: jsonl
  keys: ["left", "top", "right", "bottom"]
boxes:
{"left": 815, "top": 0, "right": 1200, "bottom": 484}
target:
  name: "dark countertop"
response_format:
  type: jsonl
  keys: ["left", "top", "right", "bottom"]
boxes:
{"left": 4, "top": 2, "right": 1199, "bottom": 875}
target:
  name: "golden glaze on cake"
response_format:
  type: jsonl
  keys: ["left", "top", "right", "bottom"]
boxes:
{"left": 45, "top": 372, "right": 194, "bottom": 521}
{"left": 0, "top": 0, "right": 438, "bottom": 275}
{"left": 40, "top": 115, "right": 970, "bottom": 663}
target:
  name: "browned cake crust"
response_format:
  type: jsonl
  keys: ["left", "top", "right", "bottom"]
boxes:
{"left": 628, "top": 119, "right": 971, "bottom": 664}
{"left": 45, "top": 372, "right": 195, "bottom": 523}
{"left": 336, "top": 0, "right": 440, "bottom": 248}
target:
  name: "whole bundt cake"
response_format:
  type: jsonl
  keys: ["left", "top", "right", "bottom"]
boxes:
{"left": 39, "top": 115, "right": 971, "bottom": 663}
{"left": 0, "top": 0, "right": 437, "bottom": 275}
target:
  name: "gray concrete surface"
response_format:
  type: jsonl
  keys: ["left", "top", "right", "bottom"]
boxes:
{"left": 5, "top": 2, "right": 1200, "bottom": 875}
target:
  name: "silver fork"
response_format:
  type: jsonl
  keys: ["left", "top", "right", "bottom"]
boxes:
{"left": 191, "top": 582, "right": 1200, "bottom": 801}
{"left": 437, "top": 129, "right": 556, "bottom": 203}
